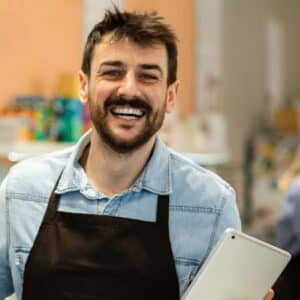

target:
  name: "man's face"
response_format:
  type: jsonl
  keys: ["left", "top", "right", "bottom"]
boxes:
{"left": 80, "top": 33, "right": 178, "bottom": 153}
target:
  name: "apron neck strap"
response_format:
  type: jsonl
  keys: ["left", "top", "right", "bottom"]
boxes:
{"left": 156, "top": 195, "right": 170, "bottom": 227}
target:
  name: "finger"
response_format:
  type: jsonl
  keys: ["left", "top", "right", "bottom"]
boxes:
{"left": 264, "top": 289, "right": 275, "bottom": 300}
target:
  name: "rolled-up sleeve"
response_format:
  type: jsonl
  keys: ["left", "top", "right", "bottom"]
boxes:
{"left": 0, "top": 177, "right": 14, "bottom": 299}
{"left": 213, "top": 186, "right": 242, "bottom": 246}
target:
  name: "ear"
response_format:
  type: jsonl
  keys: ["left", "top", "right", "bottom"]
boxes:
{"left": 79, "top": 70, "right": 89, "bottom": 104}
{"left": 165, "top": 80, "right": 180, "bottom": 113}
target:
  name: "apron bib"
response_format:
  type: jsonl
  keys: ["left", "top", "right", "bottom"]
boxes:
{"left": 22, "top": 173, "right": 180, "bottom": 300}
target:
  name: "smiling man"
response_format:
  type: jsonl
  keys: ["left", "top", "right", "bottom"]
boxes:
{"left": 82, "top": 31, "right": 175, "bottom": 156}
{"left": 0, "top": 7, "right": 273, "bottom": 300}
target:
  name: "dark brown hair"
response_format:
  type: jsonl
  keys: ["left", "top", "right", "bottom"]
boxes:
{"left": 81, "top": 6, "right": 178, "bottom": 85}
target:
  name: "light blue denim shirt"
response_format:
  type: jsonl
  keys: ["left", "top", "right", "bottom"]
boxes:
{"left": 0, "top": 130, "right": 241, "bottom": 300}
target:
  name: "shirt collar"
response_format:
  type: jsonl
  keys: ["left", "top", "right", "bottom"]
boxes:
{"left": 132, "top": 137, "right": 172, "bottom": 195}
{"left": 56, "top": 130, "right": 91, "bottom": 194}
{"left": 56, "top": 129, "right": 172, "bottom": 195}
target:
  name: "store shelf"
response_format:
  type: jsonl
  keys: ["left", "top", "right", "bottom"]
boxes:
{"left": 184, "top": 152, "right": 228, "bottom": 166}
{"left": 0, "top": 141, "right": 228, "bottom": 166}
{"left": 0, "top": 141, "right": 72, "bottom": 162}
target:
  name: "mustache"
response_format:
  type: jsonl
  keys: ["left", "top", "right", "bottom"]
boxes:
{"left": 104, "top": 96, "right": 152, "bottom": 112}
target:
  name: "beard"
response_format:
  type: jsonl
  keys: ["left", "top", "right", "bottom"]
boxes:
{"left": 89, "top": 94, "right": 166, "bottom": 154}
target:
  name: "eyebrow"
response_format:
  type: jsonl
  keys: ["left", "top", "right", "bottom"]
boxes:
{"left": 98, "top": 61, "right": 163, "bottom": 75}
{"left": 100, "top": 60, "right": 124, "bottom": 68}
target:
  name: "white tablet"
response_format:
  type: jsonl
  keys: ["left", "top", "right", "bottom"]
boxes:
{"left": 183, "top": 228, "right": 291, "bottom": 300}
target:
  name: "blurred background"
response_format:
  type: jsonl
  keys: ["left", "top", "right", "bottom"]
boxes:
{"left": 1, "top": 0, "right": 300, "bottom": 247}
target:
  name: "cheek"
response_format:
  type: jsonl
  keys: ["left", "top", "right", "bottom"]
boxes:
{"left": 91, "top": 81, "right": 116, "bottom": 103}
{"left": 146, "top": 88, "right": 166, "bottom": 109}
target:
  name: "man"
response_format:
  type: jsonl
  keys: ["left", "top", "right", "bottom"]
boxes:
{"left": 0, "top": 7, "right": 273, "bottom": 300}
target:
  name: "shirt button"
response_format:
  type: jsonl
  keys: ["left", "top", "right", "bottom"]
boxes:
{"left": 15, "top": 255, "right": 21, "bottom": 266}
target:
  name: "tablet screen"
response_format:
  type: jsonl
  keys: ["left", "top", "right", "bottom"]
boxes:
{"left": 183, "top": 228, "right": 291, "bottom": 300}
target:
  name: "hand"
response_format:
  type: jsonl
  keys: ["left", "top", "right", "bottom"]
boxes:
{"left": 264, "top": 289, "right": 274, "bottom": 300}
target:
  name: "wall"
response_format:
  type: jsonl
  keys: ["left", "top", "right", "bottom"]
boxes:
{"left": 83, "top": 0, "right": 123, "bottom": 44}
{"left": 123, "top": 0, "right": 196, "bottom": 118}
{"left": 282, "top": 1, "right": 300, "bottom": 96}
{"left": 0, "top": 1, "right": 82, "bottom": 108}
{"left": 196, "top": 0, "right": 223, "bottom": 112}
{"left": 222, "top": 0, "right": 300, "bottom": 163}
{"left": 0, "top": 1, "right": 196, "bottom": 118}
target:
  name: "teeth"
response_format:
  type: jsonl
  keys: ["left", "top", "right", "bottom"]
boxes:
{"left": 119, "top": 115, "right": 138, "bottom": 120}
{"left": 112, "top": 107, "right": 143, "bottom": 117}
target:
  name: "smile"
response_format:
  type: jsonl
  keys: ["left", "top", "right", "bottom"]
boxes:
{"left": 110, "top": 106, "right": 146, "bottom": 119}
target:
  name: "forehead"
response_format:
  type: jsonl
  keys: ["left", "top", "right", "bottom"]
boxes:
{"left": 91, "top": 33, "right": 168, "bottom": 71}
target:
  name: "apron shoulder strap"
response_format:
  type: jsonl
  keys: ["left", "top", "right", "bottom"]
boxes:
{"left": 156, "top": 195, "right": 169, "bottom": 228}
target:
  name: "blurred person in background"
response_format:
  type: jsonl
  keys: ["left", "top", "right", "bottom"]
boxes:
{"left": 274, "top": 150, "right": 300, "bottom": 299}
{"left": 0, "top": 6, "right": 273, "bottom": 300}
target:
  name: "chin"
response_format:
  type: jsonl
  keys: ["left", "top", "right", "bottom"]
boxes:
{"left": 108, "top": 135, "right": 155, "bottom": 154}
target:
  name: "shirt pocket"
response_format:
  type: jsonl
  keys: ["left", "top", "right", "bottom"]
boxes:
{"left": 14, "top": 247, "right": 31, "bottom": 280}
{"left": 175, "top": 257, "right": 199, "bottom": 296}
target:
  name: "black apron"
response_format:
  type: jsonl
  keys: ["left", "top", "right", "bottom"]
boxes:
{"left": 22, "top": 173, "right": 180, "bottom": 300}
{"left": 273, "top": 253, "right": 300, "bottom": 300}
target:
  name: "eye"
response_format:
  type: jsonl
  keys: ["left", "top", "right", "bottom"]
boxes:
{"left": 139, "top": 73, "right": 159, "bottom": 82}
{"left": 101, "top": 69, "right": 123, "bottom": 80}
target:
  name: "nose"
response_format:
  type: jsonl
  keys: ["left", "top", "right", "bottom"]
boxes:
{"left": 116, "top": 71, "right": 142, "bottom": 99}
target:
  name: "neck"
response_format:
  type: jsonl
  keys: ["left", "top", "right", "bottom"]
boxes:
{"left": 81, "top": 130, "right": 156, "bottom": 198}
